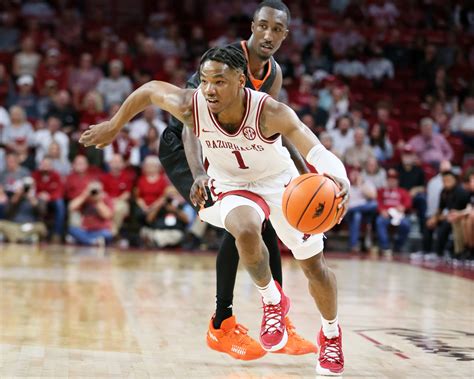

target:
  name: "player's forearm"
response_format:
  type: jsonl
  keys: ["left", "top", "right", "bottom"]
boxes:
{"left": 96, "top": 201, "right": 113, "bottom": 219}
{"left": 183, "top": 126, "right": 206, "bottom": 179}
{"left": 69, "top": 193, "right": 87, "bottom": 211}
{"left": 282, "top": 136, "right": 309, "bottom": 174}
{"left": 110, "top": 83, "right": 156, "bottom": 131}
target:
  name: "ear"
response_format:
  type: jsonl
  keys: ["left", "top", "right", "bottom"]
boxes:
{"left": 239, "top": 73, "right": 246, "bottom": 88}
{"left": 283, "top": 29, "right": 289, "bottom": 40}
{"left": 251, "top": 21, "right": 255, "bottom": 34}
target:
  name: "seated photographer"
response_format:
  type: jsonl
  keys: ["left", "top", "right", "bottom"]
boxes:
{"left": 67, "top": 181, "right": 114, "bottom": 246}
{"left": 375, "top": 169, "right": 412, "bottom": 255}
{"left": 32, "top": 156, "right": 66, "bottom": 242}
{"left": 0, "top": 177, "right": 47, "bottom": 243}
{"left": 140, "top": 186, "right": 190, "bottom": 248}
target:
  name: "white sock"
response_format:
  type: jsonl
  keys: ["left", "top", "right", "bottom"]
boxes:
{"left": 256, "top": 279, "right": 281, "bottom": 305}
{"left": 321, "top": 315, "right": 339, "bottom": 338}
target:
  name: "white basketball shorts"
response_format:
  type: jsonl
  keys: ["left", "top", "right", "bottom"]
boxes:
{"left": 198, "top": 167, "right": 324, "bottom": 260}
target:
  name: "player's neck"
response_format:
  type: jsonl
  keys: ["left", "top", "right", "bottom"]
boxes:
{"left": 214, "top": 89, "right": 246, "bottom": 130}
{"left": 246, "top": 37, "right": 270, "bottom": 76}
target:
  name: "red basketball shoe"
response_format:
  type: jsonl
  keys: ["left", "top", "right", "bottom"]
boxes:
{"left": 316, "top": 325, "right": 344, "bottom": 376}
{"left": 259, "top": 281, "right": 290, "bottom": 351}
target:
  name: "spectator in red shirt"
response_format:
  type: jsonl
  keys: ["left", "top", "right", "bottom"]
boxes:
{"left": 64, "top": 155, "right": 101, "bottom": 227}
{"left": 68, "top": 181, "right": 114, "bottom": 246}
{"left": 136, "top": 155, "right": 170, "bottom": 223}
{"left": 35, "top": 48, "right": 68, "bottom": 95}
{"left": 101, "top": 154, "right": 134, "bottom": 235}
{"left": 375, "top": 169, "right": 412, "bottom": 255}
{"left": 32, "top": 157, "right": 65, "bottom": 242}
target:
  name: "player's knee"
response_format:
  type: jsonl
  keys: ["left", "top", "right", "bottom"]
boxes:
{"left": 235, "top": 226, "right": 261, "bottom": 247}
{"left": 299, "top": 253, "right": 327, "bottom": 280}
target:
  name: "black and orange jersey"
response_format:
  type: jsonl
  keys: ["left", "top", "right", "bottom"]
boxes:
{"left": 168, "top": 40, "right": 277, "bottom": 133}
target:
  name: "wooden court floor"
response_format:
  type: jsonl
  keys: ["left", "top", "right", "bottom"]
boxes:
{"left": 0, "top": 244, "right": 472, "bottom": 378}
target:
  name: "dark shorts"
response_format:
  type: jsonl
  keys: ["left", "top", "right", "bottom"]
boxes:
{"left": 159, "top": 127, "right": 198, "bottom": 211}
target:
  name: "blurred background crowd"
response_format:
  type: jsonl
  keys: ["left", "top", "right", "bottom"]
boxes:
{"left": 0, "top": 0, "right": 473, "bottom": 263}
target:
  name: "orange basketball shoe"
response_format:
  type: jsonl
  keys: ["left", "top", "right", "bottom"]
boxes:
{"left": 273, "top": 316, "right": 318, "bottom": 355}
{"left": 206, "top": 316, "right": 267, "bottom": 361}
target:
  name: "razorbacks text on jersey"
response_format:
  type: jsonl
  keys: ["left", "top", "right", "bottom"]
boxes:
{"left": 193, "top": 87, "right": 293, "bottom": 185}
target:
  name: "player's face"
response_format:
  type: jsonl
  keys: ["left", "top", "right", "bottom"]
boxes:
{"left": 251, "top": 7, "right": 288, "bottom": 59}
{"left": 200, "top": 60, "right": 245, "bottom": 114}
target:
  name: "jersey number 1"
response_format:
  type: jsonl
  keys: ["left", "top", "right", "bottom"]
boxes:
{"left": 231, "top": 150, "right": 249, "bottom": 169}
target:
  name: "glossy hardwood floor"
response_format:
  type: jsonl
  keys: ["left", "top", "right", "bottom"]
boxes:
{"left": 0, "top": 243, "right": 472, "bottom": 378}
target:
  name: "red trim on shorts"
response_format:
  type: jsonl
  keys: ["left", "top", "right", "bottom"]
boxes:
{"left": 192, "top": 90, "right": 200, "bottom": 137}
{"left": 203, "top": 157, "right": 209, "bottom": 172}
{"left": 208, "top": 88, "right": 251, "bottom": 137}
{"left": 209, "top": 179, "right": 221, "bottom": 197}
{"left": 218, "top": 190, "right": 270, "bottom": 219}
{"left": 255, "top": 95, "right": 279, "bottom": 144}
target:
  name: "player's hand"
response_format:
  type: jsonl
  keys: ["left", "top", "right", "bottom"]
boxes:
{"left": 79, "top": 121, "right": 120, "bottom": 149}
{"left": 324, "top": 173, "right": 350, "bottom": 224}
{"left": 190, "top": 174, "right": 210, "bottom": 207}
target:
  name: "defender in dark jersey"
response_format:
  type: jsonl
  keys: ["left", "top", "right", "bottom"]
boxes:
{"left": 158, "top": 1, "right": 316, "bottom": 359}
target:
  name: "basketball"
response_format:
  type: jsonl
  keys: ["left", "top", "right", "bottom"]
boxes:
{"left": 282, "top": 173, "right": 343, "bottom": 234}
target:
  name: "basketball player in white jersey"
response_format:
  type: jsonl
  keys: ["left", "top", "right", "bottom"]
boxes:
{"left": 80, "top": 45, "right": 349, "bottom": 376}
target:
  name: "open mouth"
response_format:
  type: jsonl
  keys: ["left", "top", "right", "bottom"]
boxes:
{"left": 261, "top": 44, "right": 273, "bottom": 53}
{"left": 207, "top": 99, "right": 218, "bottom": 105}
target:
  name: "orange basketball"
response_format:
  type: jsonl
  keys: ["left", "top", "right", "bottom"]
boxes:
{"left": 282, "top": 173, "right": 343, "bottom": 234}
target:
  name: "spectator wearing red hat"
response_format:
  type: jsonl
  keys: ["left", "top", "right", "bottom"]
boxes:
{"left": 375, "top": 169, "right": 412, "bottom": 255}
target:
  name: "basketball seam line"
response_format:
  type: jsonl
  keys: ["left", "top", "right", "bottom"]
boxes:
{"left": 284, "top": 174, "right": 316, "bottom": 218}
{"left": 305, "top": 182, "right": 338, "bottom": 234}
{"left": 296, "top": 178, "right": 327, "bottom": 230}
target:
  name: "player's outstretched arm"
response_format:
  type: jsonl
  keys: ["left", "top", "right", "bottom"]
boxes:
{"left": 261, "top": 98, "right": 351, "bottom": 220}
{"left": 79, "top": 81, "right": 193, "bottom": 149}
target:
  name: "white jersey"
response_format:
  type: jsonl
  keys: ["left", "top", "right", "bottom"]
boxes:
{"left": 193, "top": 88, "right": 293, "bottom": 185}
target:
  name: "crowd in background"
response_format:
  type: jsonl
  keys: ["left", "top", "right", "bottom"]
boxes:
{"left": 0, "top": 0, "right": 473, "bottom": 262}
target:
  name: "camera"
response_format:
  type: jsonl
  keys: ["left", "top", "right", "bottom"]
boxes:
{"left": 89, "top": 182, "right": 102, "bottom": 196}
{"left": 22, "top": 177, "right": 34, "bottom": 193}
